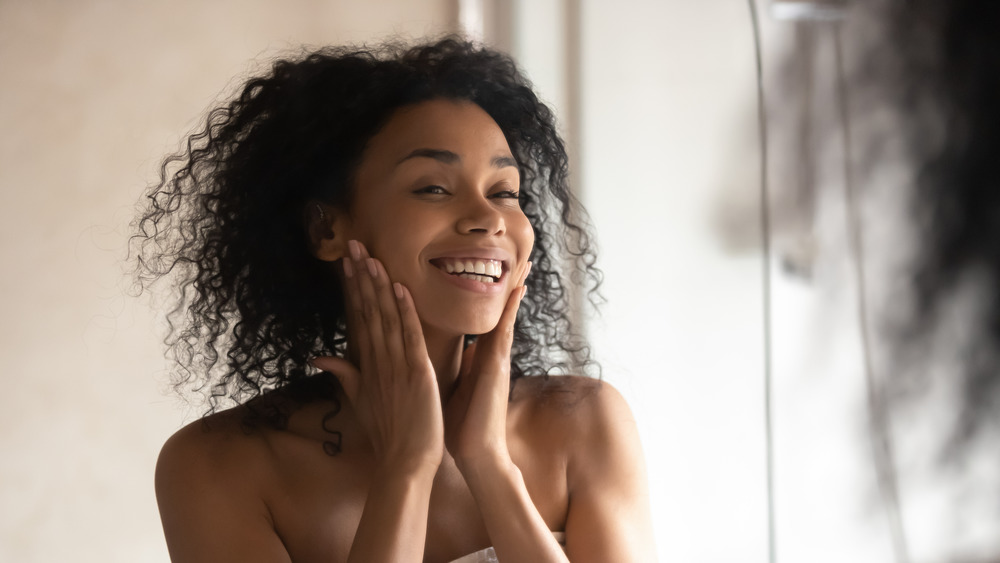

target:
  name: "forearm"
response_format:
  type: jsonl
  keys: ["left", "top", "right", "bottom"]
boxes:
{"left": 347, "top": 464, "right": 435, "bottom": 563}
{"left": 460, "top": 456, "right": 570, "bottom": 563}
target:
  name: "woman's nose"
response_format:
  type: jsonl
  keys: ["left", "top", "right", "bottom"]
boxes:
{"left": 455, "top": 195, "right": 506, "bottom": 235}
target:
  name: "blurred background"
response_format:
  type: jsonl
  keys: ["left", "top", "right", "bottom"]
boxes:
{"left": 1, "top": 0, "right": 997, "bottom": 561}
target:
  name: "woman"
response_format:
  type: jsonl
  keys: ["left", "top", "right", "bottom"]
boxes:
{"left": 136, "top": 37, "right": 655, "bottom": 562}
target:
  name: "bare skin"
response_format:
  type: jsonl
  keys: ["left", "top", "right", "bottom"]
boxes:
{"left": 156, "top": 372, "right": 651, "bottom": 562}
{"left": 154, "top": 99, "right": 656, "bottom": 562}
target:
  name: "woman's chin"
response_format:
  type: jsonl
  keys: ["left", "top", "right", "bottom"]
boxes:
{"left": 421, "top": 310, "right": 504, "bottom": 339}
{"left": 454, "top": 319, "right": 504, "bottom": 338}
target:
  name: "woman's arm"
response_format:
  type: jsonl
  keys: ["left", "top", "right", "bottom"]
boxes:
{"left": 314, "top": 241, "right": 445, "bottom": 562}
{"left": 447, "top": 264, "right": 655, "bottom": 561}
{"left": 459, "top": 454, "right": 570, "bottom": 561}
{"left": 445, "top": 266, "right": 569, "bottom": 561}
{"left": 563, "top": 382, "right": 657, "bottom": 562}
{"left": 342, "top": 462, "right": 436, "bottom": 562}
{"left": 453, "top": 379, "right": 656, "bottom": 563}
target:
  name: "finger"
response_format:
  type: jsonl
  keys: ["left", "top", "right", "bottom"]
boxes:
{"left": 355, "top": 250, "right": 393, "bottom": 383}
{"left": 350, "top": 246, "right": 399, "bottom": 428}
{"left": 311, "top": 356, "right": 361, "bottom": 405}
{"left": 475, "top": 260, "right": 529, "bottom": 361}
{"left": 370, "top": 258, "right": 407, "bottom": 373}
{"left": 354, "top": 242, "right": 395, "bottom": 358}
{"left": 342, "top": 247, "right": 373, "bottom": 373}
{"left": 394, "top": 282, "right": 433, "bottom": 381}
{"left": 475, "top": 280, "right": 525, "bottom": 373}
{"left": 497, "top": 284, "right": 526, "bottom": 347}
{"left": 518, "top": 260, "right": 533, "bottom": 288}
{"left": 501, "top": 260, "right": 531, "bottom": 341}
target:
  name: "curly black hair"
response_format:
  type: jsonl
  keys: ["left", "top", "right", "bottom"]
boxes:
{"left": 838, "top": 0, "right": 1000, "bottom": 448}
{"left": 887, "top": 0, "right": 1000, "bottom": 446}
{"left": 777, "top": 0, "right": 1000, "bottom": 453}
{"left": 131, "top": 37, "right": 602, "bottom": 419}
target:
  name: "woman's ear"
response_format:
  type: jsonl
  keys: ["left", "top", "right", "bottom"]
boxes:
{"left": 307, "top": 202, "right": 350, "bottom": 261}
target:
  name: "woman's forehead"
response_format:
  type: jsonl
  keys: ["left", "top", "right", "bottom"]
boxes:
{"left": 362, "top": 99, "right": 512, "bottom": 163}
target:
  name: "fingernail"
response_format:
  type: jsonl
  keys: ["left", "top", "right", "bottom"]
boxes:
{"left": 348, "top": 240, "right": 361, "bottom": 261}
{"left": 393, "top": 282, "right": 404, "bottom": 299}
{"left": 520, "top": 286, "right": 528, "bottom": 300}
{"left": 366, "top": 258, "right": 378, "bottom": 277}
{"left": 343, "top": 258, "right": 354, "bottom": 277}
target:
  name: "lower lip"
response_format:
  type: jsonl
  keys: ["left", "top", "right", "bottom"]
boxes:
{"left": 432, "top": 265, "right": 507, "bottom": 294}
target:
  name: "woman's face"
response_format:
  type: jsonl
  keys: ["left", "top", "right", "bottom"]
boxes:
{"left": 344, "top": 98, "right": 534, "bottom": 337}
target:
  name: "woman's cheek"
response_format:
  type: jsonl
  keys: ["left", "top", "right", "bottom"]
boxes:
{"left": 513, "top": 213, "right": 536, "bottom": 259}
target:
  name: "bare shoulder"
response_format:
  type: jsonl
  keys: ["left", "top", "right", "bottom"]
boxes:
{"left": 510, "top": 376, "right": 637, "bottom": 461}
{"left": 511, "top": 375, "right": 632, "bottom": 427}
{"left": 156, "top": 406, "right": 268, "bottom": 493}
{"left": 514, "top": 375, "right": 642, "bottom": 479}
{"left": 155, "top": 407, "right": 273, "bottom": 518}
{"left": 155, "top": 407, "right": 295, "bottom": 562}
{"left": 520, "top": 377, "right": 656, "bottom": 560}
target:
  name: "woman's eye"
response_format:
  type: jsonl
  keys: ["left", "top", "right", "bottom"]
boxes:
{"left": 415, "top": 185, "right": 448, "bottom": 195}
{"left": 492, "top": 189, "right": 520, "bottom": 199}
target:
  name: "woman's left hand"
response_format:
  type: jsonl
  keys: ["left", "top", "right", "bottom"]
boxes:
{"left": 444, "top": 261, "right": 531, "bottom": 469}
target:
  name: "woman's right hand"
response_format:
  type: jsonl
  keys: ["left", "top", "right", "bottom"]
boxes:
{"left": 311, "top": 240, "right": 444, "bottom": 475}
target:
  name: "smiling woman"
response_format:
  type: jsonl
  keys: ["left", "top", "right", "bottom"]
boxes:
{"left": 132, "top": 37, "right": 655, "bottom": 562}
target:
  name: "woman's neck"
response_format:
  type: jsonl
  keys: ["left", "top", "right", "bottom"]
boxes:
{"left": 419, "top": 325, "right": 466, "bottom": 401}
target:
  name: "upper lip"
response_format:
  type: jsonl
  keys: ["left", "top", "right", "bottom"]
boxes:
{"left": 428, "top": 247, "right": 514, "bottom": 273}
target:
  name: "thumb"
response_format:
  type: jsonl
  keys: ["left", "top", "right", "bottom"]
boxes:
{"left": 311, "top": 356, "right": 361, "bottom": 405}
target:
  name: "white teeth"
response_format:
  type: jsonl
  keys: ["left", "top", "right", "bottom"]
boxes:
{"left": 437, "top": 258, "right": 503, "bottom": 278}
{"left": 457, "top": 273, "right": 496, "bottom": 283}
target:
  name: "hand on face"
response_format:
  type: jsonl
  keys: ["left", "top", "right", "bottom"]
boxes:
{"left": 312, "top": 235, "right": 531, "bottom": 475}
{"left": 444, "top": 261, "right": 531, "bottom": 470}
{"left": 311, "top": 240, "right": 444, "bottom": 474}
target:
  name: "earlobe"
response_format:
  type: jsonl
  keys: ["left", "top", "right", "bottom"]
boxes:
{"left": 308, "top": 202, "right": 350, "bottom": 261}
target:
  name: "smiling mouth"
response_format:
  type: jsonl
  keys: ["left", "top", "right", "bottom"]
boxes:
{"left": 431, "top": 257, "right": 504, "bottom": 284}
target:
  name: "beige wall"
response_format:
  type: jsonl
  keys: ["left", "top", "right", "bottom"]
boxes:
{"left": 0, "top": 2, "right": 452, "bottom": 561}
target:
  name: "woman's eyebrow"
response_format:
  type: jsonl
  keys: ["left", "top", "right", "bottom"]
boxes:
{"left": 491, "top": 155, "right": 518, "bottom": 169}
{"left": 396, "top": 148, "right": 517, "bottom": 169}
{"left": 397, "top": 148, "right": 459, "bottom": 166}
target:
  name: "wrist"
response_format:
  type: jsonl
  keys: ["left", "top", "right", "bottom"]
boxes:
{"left": 455, "top": 450, "right": 517, "bottom": 486}
{"left": 377, "top": 450, "right": 442, "bottom": 484}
